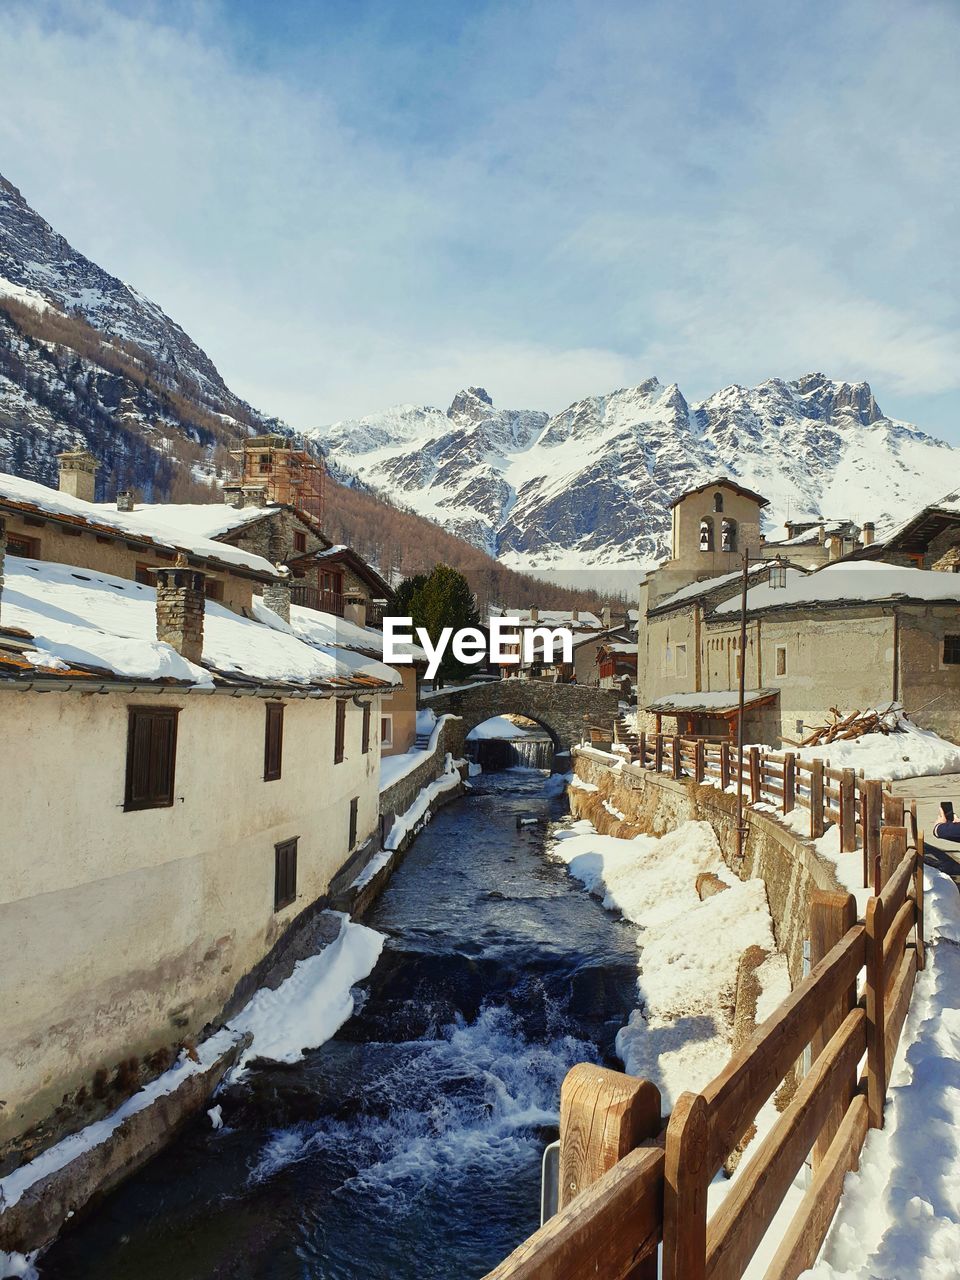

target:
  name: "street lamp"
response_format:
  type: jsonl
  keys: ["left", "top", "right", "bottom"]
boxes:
{"left": 735, "top": 554, "right": 787, "bottom": 862}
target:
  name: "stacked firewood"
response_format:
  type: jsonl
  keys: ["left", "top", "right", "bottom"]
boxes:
{"left": 800, "top": 704, "right": 902, "bottom": 746}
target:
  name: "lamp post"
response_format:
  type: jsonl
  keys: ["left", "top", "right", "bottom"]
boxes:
{"left": 735, "top": 554, "right": 787, "bottom": 863}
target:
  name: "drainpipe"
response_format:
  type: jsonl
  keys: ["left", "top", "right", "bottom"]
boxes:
{"left": 892, "top": 608, "right": 900, "bottom": 703}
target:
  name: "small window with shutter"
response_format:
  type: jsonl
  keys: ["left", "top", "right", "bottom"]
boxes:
{"left": 264, "top": 702, "right": 284, "bottom": 781}
{"left": 349, "top": 797, "right": 359, "bottom": 850}
{"left": 274, "top": 838, "right": 298, "bottom": 911}
{"left": 334, "top": 700, "right": 346, "bottom": 764}
{"left": 124, "top": 706, "right": 179, "bottom": 811}
{"left": 361, "top": 704, "right": 371, "bottom": 754}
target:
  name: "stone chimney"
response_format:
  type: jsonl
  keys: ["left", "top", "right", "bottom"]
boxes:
{"left": 572, "top": 608, "right": 579, "bottom": 623}
{"left": 828, "top": 537, "right": 844, "bottom": 562}
{"left": 529, "top": 606, "right": 539, "bottom": 623}
{"left": 817, "top": 523, "right": 827, "bottom": 545}
{"left": 57, "top": 449, "right": 98, "bottom": 503}
{"left": 862, "top": 522, "right": 875, "bottom": 547}
{"left": 262, "top": 574, "right": 292, "bottom": 625}
{"left": 602, "top": 605, "right": 611, "bottom": 628}
{"left": 116, "top": 490, "right": 136, "bottom": 513}
{"left": 155, "top": 556, "right": 206, "bottom": 664}
{"left": 343, "top": 598, "right": 367, "bottom": 628}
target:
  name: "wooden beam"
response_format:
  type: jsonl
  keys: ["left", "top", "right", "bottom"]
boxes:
{"left": 809, "top": 891, "right": 858, "bottom": 1169}
{"left": 783, "top": 752, "right": 796, "bottom": 814}
{"left": 916, "top": 832, "right": 925, "bottom": 971}
{"left": 865, "top": 895, "right": 887, "bottom": 1129}
{"left": 809, "top": 759, "right": 825, "bottom": 839}
{"left": 875, "top": 827, "right": 907, "bottom": 896}
{"left": 839, "top": 769, "right": 857, "bottom": 853}
{"left": 559, "top": 1066, "right": 661, "bottom": 1210}
{"left": 662, "top": 1092, "right": 709, "bottom": 1280}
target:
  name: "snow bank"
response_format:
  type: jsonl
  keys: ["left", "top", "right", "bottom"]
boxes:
{"left": 466, "top": 715, "right": 531, "bottom": 740}
{"left": 552, "top": 819, "right": 787, "bottom": 1105}
{"left": 228, "top": 914, "right": 384, "bottom": 1071}
{"left": 794, "top": 710, "right": 960, "bottom": 781}
{"left": 379, "top": 714, "right": 453, "bottom": 792}
{"left": 383, "top": 754, "right": 462, "bottom": 850}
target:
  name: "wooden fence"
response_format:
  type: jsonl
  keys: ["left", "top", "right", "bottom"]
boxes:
{"left": 585, "top": 728, "right": 909, "bottom": 891}
{"left": 487, "top": 748, "right": 925, "bottom": 1280}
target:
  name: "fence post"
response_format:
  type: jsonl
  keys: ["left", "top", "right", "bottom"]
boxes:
{"left": 875, "top": 826, "right": 907, "bottom": 896}
{"left": 862, "top": 781, "right": 883, "bottom": 889}
{"left": 809, "top": 890, "right": 858, "bottom": 1169}
{"left": 663, "top": 1091, "right": 709, "bottom": 1280}
{"left": 916, "top": 832, "right": 925, "bottom": 971}
{"left": 655, "top": 734, "right": 664, "bottom": 774}
{"left": 883, "top": 794, "right": 905, "bottom": 829}
{"left": 865, "top": 894, "right": 887, "bottom": 1129}
{"left": 839, "top": 769, "right": 857, "bottom": 853}
{"left": 638, "top": 730, "right": 646, "bottom": 769}
{"left": 695, "top": 738, "right": 705, "bottom": 784}
{"left": 809, "top": 759, "right": 825, "bottom": 839}
{"left": 783, "top": 752, "right": 796, "bottom": 814}
{"left": 720, "top": 740, "right": 731, "bottom": 790}
{"left": 672, "top": 735, "right": 682, "bottom": 780}
{"left": 749, "top": 747, "right": 762, "bottom": 803}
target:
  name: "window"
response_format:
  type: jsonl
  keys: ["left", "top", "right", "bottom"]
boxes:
{"left": 349, "top": 797, "right": 359, "bottom": 850}
{"left": 775, "top": 645, "right": 787, "bottom": 677}
{"left": 264, "top": 702, "right": 284, "bottom": 781}
{"left": 676, "top": 643, "right": 688, "bottom": 677}
{"left": 124, "top": 706, "right": 179, "bottom": 811}
{"left": 699, "top": 518, "right": 713, "bottom": 551}
{"left": 361, "top": 704, "right": 371, "bottom": 754}
{"left": 714, "top": 492, "right": 724, "bottom": 512}
{"left": 334, "top": 700, "right": 346, "bottom": 763}
{"left": 204, "top": 578, "right": 224, "bottom": 602}
{"left": 380, "top": 714, "right": 393, "bottom": 748}
{"left": 274, "top": 838, "right": 298, "bottom": 911}
{"left": 721, "top": 518, "right": 738, "bottom": 552}
{"left": 944, "top": 635, "right": 960, "bottom": 665}
{"left": 5, "top": 532, "right": 40, "bottom": 558}
{"left": 135, "top": 563, "right": 154, "bottom": 585}
{"left": 293, "top": 530, "right": 307, "bottom": 553}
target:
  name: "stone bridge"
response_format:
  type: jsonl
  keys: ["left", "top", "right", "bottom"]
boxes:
{"left": 421, "top": 679, "right": 620, "bottom": 754}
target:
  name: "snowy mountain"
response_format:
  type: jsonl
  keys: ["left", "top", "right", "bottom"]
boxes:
{"left": 0, "top": 174, "right": 280, "bottom": 500}
{"left": 311, "top": 375, "right": 954, "bottom": 572}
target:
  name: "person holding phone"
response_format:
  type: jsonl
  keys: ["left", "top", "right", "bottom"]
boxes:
{"left": 933, "top": 801, "right": 960, "bottom": 842}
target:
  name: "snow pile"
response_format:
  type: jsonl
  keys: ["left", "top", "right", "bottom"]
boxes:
{"left": 379, "top": 713, "right": 453, "bottom": 792}
{"left": 794, "top": 710, "right": 960, "bottom": 781}
{"left": 416, "top": 707, "right": 437, "bottom": 736}
{"left": 0, "top": 557, "right": 400, "bottom": 688}
{"left": 715, "top": 561, "right": 960, "bottom": 617}
{"left": 383, "top": 754, "right": 462, "bottom": 850}
{"left": 0, "top": 1027, "right": 243, "bottom": 1212}
{"left": 803, "top": 866, "right": 960, "bottom": 1278}
{"left": 552, "top": 819, "right": 787, "bottom": 1104}
{"left": 228, "top": 914, "right": 385, "bottom": 1071}
{"left": 466, "top": 715, "right": 531, "bottom": 740}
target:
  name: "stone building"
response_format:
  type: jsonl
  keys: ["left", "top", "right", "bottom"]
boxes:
{"left": 0, "top": 539, "right": 399, "bottom": 1165}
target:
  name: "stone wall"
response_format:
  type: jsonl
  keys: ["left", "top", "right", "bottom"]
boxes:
{"left": 421, "top": 681, "right": 618, "bottom": 751}
{"left": 378, "top": 715, "right": 464, "bottom": 822}
{"left": 571, "top": 747, "right": 840, "bottom": 984}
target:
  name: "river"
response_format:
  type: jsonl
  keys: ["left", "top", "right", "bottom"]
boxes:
{"left": 39, "top": 767, "right": 639, "bottom": 1280}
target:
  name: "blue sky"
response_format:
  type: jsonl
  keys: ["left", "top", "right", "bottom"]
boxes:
{"left": 1, "top": 0, "right": 958, "bottom": 438}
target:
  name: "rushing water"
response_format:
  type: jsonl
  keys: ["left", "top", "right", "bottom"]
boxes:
{"left": 39, "top": 769, "right": 638, "bottom": 1280}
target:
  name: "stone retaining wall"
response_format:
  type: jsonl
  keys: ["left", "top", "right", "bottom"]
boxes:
{"left": 378, "top": 716, "right": 463, "bottom": 823}
{"left": 571, "top": 747, "right": 840, "bottom": 984}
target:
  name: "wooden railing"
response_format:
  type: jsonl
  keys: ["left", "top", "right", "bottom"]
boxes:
{"left": 489, "top": 759, "right": 926, "bottom": 1279}
{"left": 583, "top": 728, "right": 911, "bottom": 892}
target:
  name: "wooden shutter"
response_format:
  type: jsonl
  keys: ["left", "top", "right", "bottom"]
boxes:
{"left": 334, "top": 700, "right": 346, "bottom": 763}
{"left": 124, "top": 706, "right": 179, "bottom": 810}
{"left": 274, "top": 838, "right": 298, "bottom": 911}
{"left": 349, "top": 797, "right": 358, "bottom": 850}
{"left": 361, "top": 704, "right": 371, "bottom": 754}
{"left": 264, "top": 702, "right": 284, "bottom": 781}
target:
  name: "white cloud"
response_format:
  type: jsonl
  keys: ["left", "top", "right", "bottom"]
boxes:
{"left": 0, "top": 0, "right": 958, "bottom": 434}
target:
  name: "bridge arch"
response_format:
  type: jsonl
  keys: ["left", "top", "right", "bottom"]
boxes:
{"left": 420, "top": 680, "right": 619, "bottom": 755}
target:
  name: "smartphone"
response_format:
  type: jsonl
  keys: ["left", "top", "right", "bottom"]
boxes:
{"left": 943, "top": 801, "right": 955, "bottom": 822}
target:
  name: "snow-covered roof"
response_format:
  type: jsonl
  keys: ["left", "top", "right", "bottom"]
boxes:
{"left": 498, "top": 608, "right": 603, "bottom": 628}
{"left": 713, "top": 562, "right": 960, "bottom": 617}
{"left": 96, "top": 501, "right": 273, "bottom": 542}
{"left": 647, "top": 689, "right": 776, "bottom": 714}
{"left": 651, "top": 563, "right": 787, "bottom": 613}
{"left": 0, "top": 471, "right": 279, "bottom": 579}
{"left": 668, "top": 476, "right": 769, "bottom": 509}
{"left": 0, "top": 557, "right": 400, "bottom": 690}
{"left": 255, "top": 599, "right": 428, "bottom": 662}
{"left": 766, "top": 520, "right": 856, "bottom": 548}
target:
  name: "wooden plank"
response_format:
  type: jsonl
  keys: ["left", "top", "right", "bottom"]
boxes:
{"left": 655, "top": 735, "right": 664, "bottom": 774}
{"left": 783, "top": 753, "right": 796, "bottom": 814}
{"left": 662, "top": 1092, "right": 709, "bottom": 1280}
{"left": 839, "top": 770, "right": 857, "bottom": 853}
{"left": 559, "top": 1066, "right": 661, "bottom": 1210}
{"left": 720, "top": 741, "right": 731, "bottom": 790}
{"left": 483, "top": 1144, "right": 665, "bottom": 1280}
{"left": 862, "top": 781, "right": 883, "bottom": 889}
{"left": 875, "top": 827, "right": 907, "bottom": 896}
{"left": 672, "top": 735, "right": 682, "bottom": 780}
{"left": 749, "top": 747, "right": 762, "bottom": 804}
{"left": 884, "top": 946, "right": 918, "bottom": 1070}
{"left": 878, "top": 838, "right": 912, "bottom": 916}
{"left": 638, "top": 731, "right": 647, "bottom": 768}
{"left": 695, "top": 739, "right": 705, "bottom": 784}
{"left": 705, "top": 1009, "right": 866, "bottom": 1280}
{"left": 882, "top": 898, "right": 915, "bottom": 993}
{"left": 882, "top": 793, "right": 905, "bottom": 828}
{"left": 759, "top": 1095, "right": 869, "bottom": 1280}
{"left": 865, "top": 895, "right": 886, "bottom": 1129}
{"left": 809, "top": 760, "right": 825, "bottom": 839}
{"left": 916, "top": 833, "right": 925, "bottom": 971}
{"left": 809, "top": 892, "right": 858, "bottom": 1169}
{"left": 701, "top": 926, "right": 866, "bottom": 1175}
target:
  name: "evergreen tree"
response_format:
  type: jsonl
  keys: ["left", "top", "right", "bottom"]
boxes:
{"left": 393, "top": 572, "right": 428, "bottom": 616}
{"left": 408, "top": 564, "right": 481, "bottom": 686}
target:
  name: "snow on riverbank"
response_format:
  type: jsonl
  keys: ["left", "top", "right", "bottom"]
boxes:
{"left": 552, "top": 818, "right": 789, "bottom": 1106}
{"left": 228, "top": 913, "right": 385, "bottom": 1072}
{"left": 383, "top": 754, "right": 463, "bottom": 850}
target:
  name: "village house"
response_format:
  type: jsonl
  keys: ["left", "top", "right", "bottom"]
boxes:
{"left": 490, "top": 606, "right": 609, "bottom": 681}
{"left": 0, "top": 529, "right": 399, "bottom": 1165}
